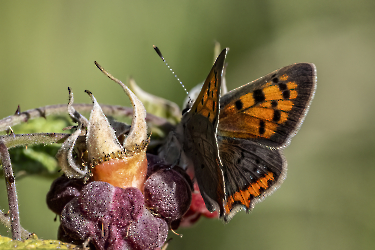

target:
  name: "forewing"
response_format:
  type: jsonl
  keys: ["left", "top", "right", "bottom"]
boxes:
{"left": 219, "top": 63, "right": 316, "bottom": 148}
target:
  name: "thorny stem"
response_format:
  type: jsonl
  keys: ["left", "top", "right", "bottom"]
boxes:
{"left": 0, "top": 134, "right": 67, "bottom": 239}
{"left": 0, "top": 104, "right": 174, "bottom": 133}
{"left": 0, "top": 133, "right": 69, "bottom": 149}
{"left": 0, "top": 140, "right": 21, "bottom": 240}
{"left": 0, "top": 210, "right": 31, "bottom": 240}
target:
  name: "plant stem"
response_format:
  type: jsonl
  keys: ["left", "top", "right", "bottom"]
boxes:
{"left": 0, "top": 210, "right": 31, "bottom": 240}
{"left": 0, "top": 104, "right": 174, "bottom": 134}
{"left": 0, "top": 133, "right": 69, "bottom": 149}
{"left": 0, "top": 140, "right": 21, "bottom": 240}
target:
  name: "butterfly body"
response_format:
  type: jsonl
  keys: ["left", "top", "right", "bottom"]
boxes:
{"left": 160, "top": 49, "right": 316, "bottom": 222}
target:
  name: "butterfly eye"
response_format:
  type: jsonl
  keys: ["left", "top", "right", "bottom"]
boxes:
{"left": 182, "top": 107, "right": 190, "bottom": 115}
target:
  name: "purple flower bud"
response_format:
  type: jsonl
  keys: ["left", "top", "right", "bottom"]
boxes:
{"left": 79, "top": 181, "right": 114, "bottom": 221}
{"left": 127, "top": 208, "right": 168, "bottom": 250}
{"left": 60, "top": 182, "right": 147, "bottom": 250}
{"left": 110, "top": 187, "right": 144, "bottom": 228}
{"left": 46, "top": 175, "right": 84, "bottom": 215}
{"left": 61, "top": 197, "right": 106, "bottom": 248}
{"left": 144, "top": 168, "right": 192, "bottom": 225}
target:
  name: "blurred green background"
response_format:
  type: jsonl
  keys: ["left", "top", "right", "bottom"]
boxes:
{"left": 1, "top": 1, "right": 375, "bottom": 250}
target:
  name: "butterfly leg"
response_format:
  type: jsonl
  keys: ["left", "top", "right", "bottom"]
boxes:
{"left": 158, "top": 131, "right": 192, "bottom": 170}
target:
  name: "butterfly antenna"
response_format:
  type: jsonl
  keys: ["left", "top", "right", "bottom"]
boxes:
{"left": 153, "top": 45, "right": 190, "bottom": 98}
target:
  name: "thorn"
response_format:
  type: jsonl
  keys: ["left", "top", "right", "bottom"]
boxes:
{"left": 6, "top": 127, "right": 14, "bottom": 136}
{"left": 41, "top": 108, "right": 47, "bottom": 119}
{"left": 14, "top": 105, "right": 21, "bottom": 115}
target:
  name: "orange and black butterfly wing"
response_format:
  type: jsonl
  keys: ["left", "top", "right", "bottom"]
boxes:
{"left": 219, "top": 63, "right": 316, "bottom": 148}
{"left": 182, "top": 48, "right": 227, "bottom": 214}
{"left": 218, "top": 137, "right": 286, "bottom": 222}
{"left": 218, "top": 63, "right": 316, "bottom": 220}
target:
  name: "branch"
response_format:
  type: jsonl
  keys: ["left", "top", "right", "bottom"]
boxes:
{"left": 0, "top": 210, "right": 31, "bottom": 240}
{"left": 0, "top": 104, "right": 174, "bottom": 133}
{"left": 0, "top": 140, "right": 21, "bottom": 240}
{"left": 0, "top": 133, "right": 70, "bottom": 149}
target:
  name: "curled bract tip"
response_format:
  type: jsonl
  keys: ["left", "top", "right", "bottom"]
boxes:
{"left": 94, "top": 61, "right": 148, "bottom": 151}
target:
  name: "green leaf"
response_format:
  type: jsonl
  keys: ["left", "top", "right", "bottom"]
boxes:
{"left": 5, "top": 144, "right": 61, "bottom": 178}
{"left": 0, "top": 116, "right": 71, "bottom": 178}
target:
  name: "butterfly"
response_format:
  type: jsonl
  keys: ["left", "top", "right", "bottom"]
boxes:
{"left": 161, "top": 48, "right": 316, "bottom": 222}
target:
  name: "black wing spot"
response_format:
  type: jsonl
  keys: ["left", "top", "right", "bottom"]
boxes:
{"left": 283, "top": 90, "right": 290, "bottom": 99}
{"left": 235, "top": 100, "right": 243, "bottom": 110}
{"left": 253, "top": 89, "right": 265, "bottom": 104}
{"left": 278, "top": 83, "right": 287, "bottom": 91}
{"left": 259, "top": 120, "right": 265, "bottom": 135}
{"left": 213, "top": 101, "right": 216, "bottom": 112}
{"left": 272, "top": 77, "right": 279, "bottom": 83}
{"left": 273, "top": 110, "right": 281, "bottom": 122}
{"left": 271, "top": 100, "right": 278, "bottom": 108}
